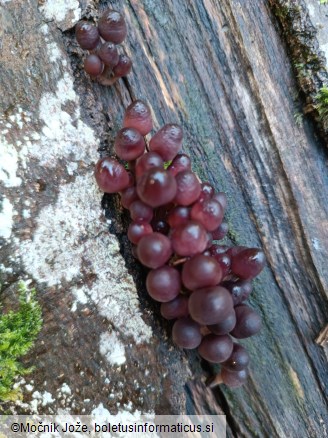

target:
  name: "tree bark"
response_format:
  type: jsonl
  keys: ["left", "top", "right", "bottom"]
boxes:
{"left": 0, "top": 1, "right": 327, "bottom": 437}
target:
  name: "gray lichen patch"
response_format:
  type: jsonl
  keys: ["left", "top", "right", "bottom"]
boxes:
{"left": 70, "top": 229, "right": 153, "bottom": 344}
{"left": 19, "top": 173, "right": 103, "bottom": 286}
{"left": 99, "top": 332, "right": 127, "bottom": 366}
{"left": 23, "top": 71, "right": 98, "bottom": 168}
{"left": 0, "top": 0, "right": 192, "bottom": 417}
{"left": 39, "top": 0, "right": 81, "bottom": 31}
{"left": 19, "top": 171, "right": 152, "bottom": 344}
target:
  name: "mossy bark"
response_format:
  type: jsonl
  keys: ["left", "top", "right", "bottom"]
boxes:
{"left": 269, "top": 0, "right": 328, "bottom": 142}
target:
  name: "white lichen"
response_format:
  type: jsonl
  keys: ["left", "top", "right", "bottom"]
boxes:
{"left": 31, "top": 391, "right": 55, "bottom": 411}
{"left": 0, "top": 264, "right": 13, "bottom": 273}
{"left": 20, "top": 173, "right": 152, "bottom": 344}
{"left": 0, "top": 137, "right": 22, "bottom": 187}
{"left": 30, "top": 73, "right": 97, "bottom": 167}
{"left": 1, "top": 75, "right": 97, "bottom": 172}
{"left": 0, "top": 196, "right": 14, "bottom": 239}
{"left": 39, "top": 0, "right": 81, "bottom": 30}
{"left": 41, "top": 391, "right": 55, "bottom": 406}
{"left": 22, "top": 209, "right": 31, "bottom": 219}
{"left": 0, "top": 68, "right": 94, "bottom": 202}
{"left": 99, "top": 332, "right": 126, "bottom": 366}
{"left": 308, "top": 4, "right": 315, "bottom": 16}
{"left": 59, "top": 383, "right": 72, "bottom": 395}
{"left": 66, "top": 162, "right": 78, "bottom": 175}
{"left": 20, "top": 174, "right": 102, "bottom": 286}
{"left": 47, "top": 42, "right": 66, "bottom": 65}
{"left": 40, "top": 24, "right": 49, "bottom": 36}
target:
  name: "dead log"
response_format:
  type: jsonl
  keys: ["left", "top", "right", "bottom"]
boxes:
{"left": 0, "top": 1, "right": 327, "bottom": 437}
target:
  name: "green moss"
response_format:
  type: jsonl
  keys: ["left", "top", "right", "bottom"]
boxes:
{"left": 293, "top": 111, "right": 303, "bottom": 126}
{"left": 271, "top": 5, "right": 323, "bottom": 74}
{"left": 270, "top": 0, "right": 328, "bottom": 137}
{"left": 0, "top": 282, "right": 42, "bottom": 402}
{"left": 273, "top": 3, "right": 289, "bottom": 20}
{"left": 315, "top": 86, "right": 328, "bottom": 125}
{"left": 227, "top": 225, "right": 239, "bottom": 244}
{"left": 270, "top": 1, "right": 301, "bottom": 22}
{"left": 163, "top": 160, "right": 172, "bottom": 169}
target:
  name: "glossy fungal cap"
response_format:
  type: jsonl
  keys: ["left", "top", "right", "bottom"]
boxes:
{"left": 98, "top": 42, "right": 119, "bottom": 67}
{"left": 127, "top": 222, "right": 153, "bottom": 245}
{"left": 137, "top": 167, "right": 177, "bottom": 208}
{"left": 170, "top": 220, "right": 208, "bottom": 257}
{"left": 123, "top": 100, "right": 153, "bottom": 135}
{"left": 190, "top": 198, "right": 224, "bottom": 231}
{"left": 230, "top": 305, "right": 262, "bottom": 339}
{"left": 208, "top": 310, "right": 237, "bottom": 335}
{"left": 222, "top": 280, "right": 253, "bottom": 305}
{"left": 113, "top": 54, "right": 132, "bottom": 77}
{"left": 146, "top": 265, "right": 181, "bottom": 302}
{"left": 221, "top": 367, "right": 248, "bottom": 388}
{"left": 135, "top": 152, "right": 164, "bottom": 179}
{"left": 167, "top": 206, "right": 191, "bottom": 228}
{"left": 188, "top": 285, "right": 234, "bottom": 325}
{"left": 198, "top": 182, "right": 214, "bottom": 202}
{"left": 98, "top": 9, "right": 127, "bottom": 44}
{"left": 149, "top": 124, "right": 183, "bottom": 161}
{"left": 174, "top": 170, "right": 202, "bottom": 206}
{"left": 114, "top": 127, "right": 145, "bottom": 161}
{"left": 211, "top": 252, "right": 231, "bottom": 279}
{"left": 137, "top": 232, "right": 172, "bottom": 269}
{"left": 172, "top": 317, "right": 202, "bottom": 349}
{"left": 94, "top": 157, "right": 130, "bottom": 193}
{"left": 129, "top": 200, "right": 153, "bottom": 223}
{"left": 84, "top": 54, "right": 104, "bottom": 76}
{"left": 230, "top": 248, "right": 266, "bottom": 280}
{"left": 212, "top": 192, "right": 227, "bottom": 210}
{"left": 120, "top": 186, "right": 139, "bottom": 209}
{"left": 198, "top": 334, "right": 233, "bottom": 363}
{"left": 75, "top": 21, "right": 100, "bottom": 50}
{"left": 212, "top": 222, "right": 229, "bottom": 240}
{"left": 221, "top": 343, "right": 250, "bottom": 371}
{"left": 167, "top": 153, "right": 191, "bottom": 176}
{"left": 181, "top": 254, "right": 222, "bottom": 290}
{"left": 160, "top": 295, "right": 189, "bottom": 320}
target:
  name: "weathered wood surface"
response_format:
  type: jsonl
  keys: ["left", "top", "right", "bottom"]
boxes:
{"left": 0, "top": 0, "right": 327, "bottom": 437}
{"left": 269, "top": 0, "right": 328, "bottom": 141}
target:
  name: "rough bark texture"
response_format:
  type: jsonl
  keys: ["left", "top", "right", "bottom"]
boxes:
{"left": 0, "top": 1, "right": 327, "bottom": 437}
{"left": 269, "top": 0, "right": 328, "bottom": 140}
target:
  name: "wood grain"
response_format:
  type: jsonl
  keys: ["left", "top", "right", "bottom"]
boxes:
{"left": 99, "top": 0, "right": 328, "bottom": 436}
